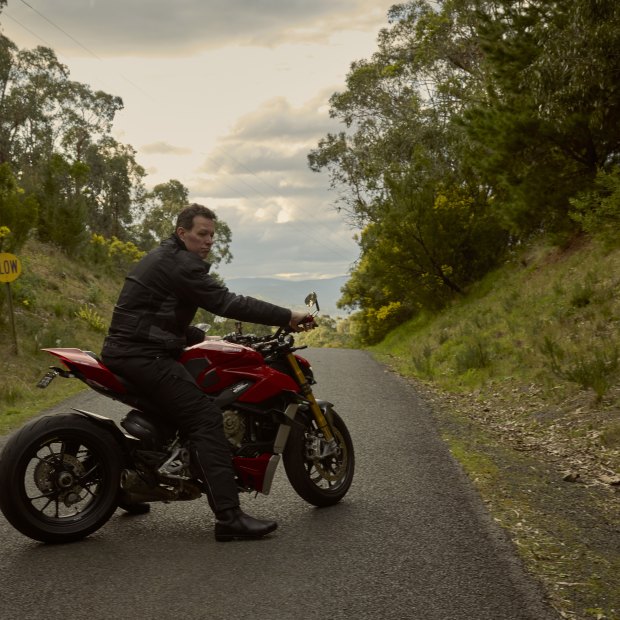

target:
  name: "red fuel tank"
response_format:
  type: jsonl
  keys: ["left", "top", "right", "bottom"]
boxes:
{"left": 179, "top": 340, "right": 298, "bottom": 400}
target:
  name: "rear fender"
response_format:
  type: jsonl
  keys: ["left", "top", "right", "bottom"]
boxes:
{"left": 70, "top": 408, "right": 138, "bottom": 452}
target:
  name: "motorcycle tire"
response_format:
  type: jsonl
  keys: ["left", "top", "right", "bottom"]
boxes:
{"left": 0, "top": 413, "right": 122, "bottom": 543}
{"left": 283, "top": 409, "right": 354, "bottom": 507}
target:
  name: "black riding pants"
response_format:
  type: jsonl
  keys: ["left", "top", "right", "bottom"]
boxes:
{"left": 102, "top": 353, "right": 239, "bottom": 514}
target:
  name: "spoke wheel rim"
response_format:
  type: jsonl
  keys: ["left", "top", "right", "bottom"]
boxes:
{"left": 23, "top": 436, "right": 106, "bottom": 524}
{"left": 305, "top": 426, "right": 349, "bottom": 492}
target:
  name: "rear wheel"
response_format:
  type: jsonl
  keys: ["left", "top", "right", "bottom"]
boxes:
{"left": 283, "top": 409, "right": 354, "bottom": 507}
{"left": 0, "top": 414, "right": 122, "bottom": 543}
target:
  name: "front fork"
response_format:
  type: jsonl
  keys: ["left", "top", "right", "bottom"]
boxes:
{"left": 286, "top": 353, "right": 339, "bottom": 456}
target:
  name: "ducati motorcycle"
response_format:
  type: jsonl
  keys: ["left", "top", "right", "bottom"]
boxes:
{"left": 0, "top": 293, "right": 354, "bottom": 543}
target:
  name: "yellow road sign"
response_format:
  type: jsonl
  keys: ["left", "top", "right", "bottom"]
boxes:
{"left": 0, "top": 253, "right": 22, "bottom": 283}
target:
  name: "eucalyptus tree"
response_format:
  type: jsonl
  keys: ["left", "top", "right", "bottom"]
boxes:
{"left": 309, "top": 1, "right": 506, "bottom": 339}
{"left": 82, "top": 137, "right": 145, "bottom": 239}
{"left": 136, "top": 179, "right": 189, "bottom": 249}
{"left": 0, "top": 37, "right": 69, "bottom": 173}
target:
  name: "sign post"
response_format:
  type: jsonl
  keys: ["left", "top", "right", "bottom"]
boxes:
{"left": 0, "top": 253, "right": 23, "bottom": 354}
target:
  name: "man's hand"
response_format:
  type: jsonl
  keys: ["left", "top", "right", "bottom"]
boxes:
{"left": 289, "top": 309, "right": 314, "bottom": 332}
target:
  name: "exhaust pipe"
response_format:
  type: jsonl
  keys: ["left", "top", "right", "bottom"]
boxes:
{"left": 120, "top": 469, "right": 202, "bottom": 503}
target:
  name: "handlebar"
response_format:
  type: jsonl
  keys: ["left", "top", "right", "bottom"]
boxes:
{"left": 222, "top": 314, "right": 316, "bottom": 357}
{"left": 220, "top": 292, "right": 319, "bottom": 357}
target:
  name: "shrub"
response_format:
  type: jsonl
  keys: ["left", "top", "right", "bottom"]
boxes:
{"left": 541, "top": 336, "right": 619, "bottom": 401}
{"left": 455, "top": 339, "right": 491, "bottom": 374}
{"left": 412, "top": 343, "right": 435, "bottom": 378}
{"left": 569, "top": 273, "right": 597, "bottom": 309}
{"left": 75, "top": 305, "right": 106, "bottom": 333}
{"left": 570, "top": 166, "right": 620, "bottom": 247}
{"left": 87, "top": 233, "right": 145, "bottom": 272}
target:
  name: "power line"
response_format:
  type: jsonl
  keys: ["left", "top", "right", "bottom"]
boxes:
{"left": 3, "top": 10, "right": 54, "bottom": 47}
{"left": 18, "top": 0, "right": 103, "bottom": 60}
{"left": 16, "top": 0, "right": 153, "bottom": 99}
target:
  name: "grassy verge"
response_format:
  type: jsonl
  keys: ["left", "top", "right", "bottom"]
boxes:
{"left": 425, "top": 394, "right": 620, "bottom": 620}
{"left": 372, "top": 235, "right": 620, "bottom": 620}
{"left": 0, "top": 239, "right": 122, "bottom": 433}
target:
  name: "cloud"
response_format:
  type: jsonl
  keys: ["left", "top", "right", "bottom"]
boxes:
{"left": 188, "top": 92, "right": 358, "bottom": 279}
{"left": 213, "top": 205, "right": 359, "bottom": 281}
{"left": 197, "top": 93, "right": 339, "bottom": 182}
{"left": 221, "top": 96, "right": 337, "bottom": 142}
{"left": 6, "top": 0, "right": 393, "bottom": 55}
{"left": 141, "top": 141, "right": 192, "bottom": 155}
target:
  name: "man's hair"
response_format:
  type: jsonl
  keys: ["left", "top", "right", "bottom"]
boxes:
{"left": 176, "top": 203, "right": 216, "bottom": 230}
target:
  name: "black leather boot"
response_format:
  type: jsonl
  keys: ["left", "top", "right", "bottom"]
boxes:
{"left": 214, "top": 507, "right": 277, "bottom": 541}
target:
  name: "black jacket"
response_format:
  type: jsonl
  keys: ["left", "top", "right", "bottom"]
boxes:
{"left": 101, "top": 234, "right": 291, "bottom": 358}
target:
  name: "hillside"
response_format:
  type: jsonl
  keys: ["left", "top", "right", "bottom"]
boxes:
{"left": 0, "top": 240, "right": 124, "bottom": 432}
{"left": 371, "top": 235, "right": 620, "bottom": 620}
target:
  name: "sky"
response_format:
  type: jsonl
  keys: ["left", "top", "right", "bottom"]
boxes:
{"left": 1, "top": 0, "right": 397, "bottom": 283}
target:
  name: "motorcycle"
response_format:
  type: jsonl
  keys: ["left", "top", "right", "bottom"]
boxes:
{"left": 0, "top": 293, "right": 354, "bottom": 543}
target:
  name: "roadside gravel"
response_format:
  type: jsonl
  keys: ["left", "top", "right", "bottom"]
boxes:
{"left": 403, "top": 375, "right": 620, "bottom": 620}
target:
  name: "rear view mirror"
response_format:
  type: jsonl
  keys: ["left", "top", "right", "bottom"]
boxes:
{"left": 304, "top": 292, "right": 320, "bottom": 313}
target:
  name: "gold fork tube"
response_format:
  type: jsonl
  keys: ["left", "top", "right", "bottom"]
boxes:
{"left": 285, "top": 353, "right": 334, "bottom": 441}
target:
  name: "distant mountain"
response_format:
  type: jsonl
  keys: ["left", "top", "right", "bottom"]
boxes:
{"left": 224, "top": 275, "right": 349, "bottom": 317}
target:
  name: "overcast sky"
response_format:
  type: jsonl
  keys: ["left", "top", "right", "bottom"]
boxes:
{"left": 1, "top": 0, "right": 396, "bottom": 283}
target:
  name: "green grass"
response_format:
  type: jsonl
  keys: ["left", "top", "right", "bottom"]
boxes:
{"left": 374, "top": 235, "right": 620, "bottom": 434}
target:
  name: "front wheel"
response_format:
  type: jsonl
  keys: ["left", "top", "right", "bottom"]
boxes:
{"left": 283, "top": 408, "right": 354, "bottom": 507}
{"left": 0, "top": 414, "right": 122, "bottom": 543}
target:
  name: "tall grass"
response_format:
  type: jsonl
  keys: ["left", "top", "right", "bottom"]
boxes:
{"left": 373, "top": 235, "right": 620, "bottom": 440}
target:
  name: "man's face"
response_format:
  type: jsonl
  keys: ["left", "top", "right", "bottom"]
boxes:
{"left": 177, "top": 216, "right": 215, "bottom": 259}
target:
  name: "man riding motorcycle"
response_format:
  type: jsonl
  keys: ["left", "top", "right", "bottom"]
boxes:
{"left": 101, "top": 203, "right": 309, "bottom": 541}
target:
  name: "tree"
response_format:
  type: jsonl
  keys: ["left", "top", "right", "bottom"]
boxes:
{"left": 36, "top": 154, "right": 89, "bottom": 254}
{"left": 137, "top": 179, "right": 189, "bottom": 248}
{"left": 82, "top": 138, "right": 145, "bottom": 239}
{"left": 309, "top": 1, "right": 507, "bottom": 340}
{"left": 0, "top": 163, "right": 38, "bottom": 251}
{"left": 0, "top": 33, "right": 146, "bottom": 252}
{"left": 0, "top": 38, "right": 70, "bottom": 171}
{"left": 461, "top": 0, "right": 620, "bottom": 236}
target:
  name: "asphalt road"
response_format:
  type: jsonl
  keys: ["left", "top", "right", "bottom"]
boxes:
{"left": 0, "top": 348, "right": 558, "bottom": 620}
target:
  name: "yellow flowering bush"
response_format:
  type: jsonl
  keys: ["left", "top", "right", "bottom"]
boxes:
{"left": 89, "top": 233, "right": 145, "bottom": 270}
{"left": 0, "top": 226, "right": 11, "bottom": 251}
{"left": 75, "top": 305, "right": 106, "bottom": 332}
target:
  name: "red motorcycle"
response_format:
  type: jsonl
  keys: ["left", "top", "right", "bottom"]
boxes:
{"left": 0, "top": 294, "right": 354, "bottom": 543}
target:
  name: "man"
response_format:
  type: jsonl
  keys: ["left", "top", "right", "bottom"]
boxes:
{"left": 101, "top": 203, "right": 309, "bottom": 541}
